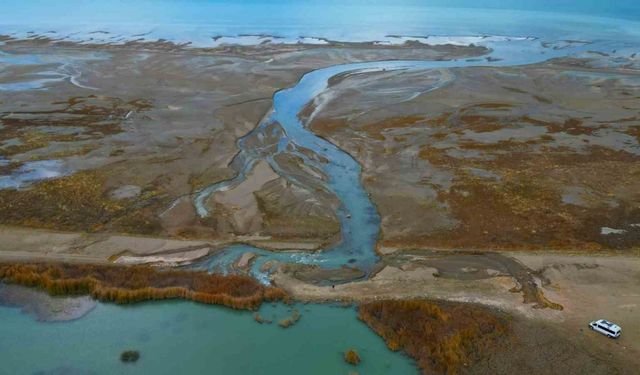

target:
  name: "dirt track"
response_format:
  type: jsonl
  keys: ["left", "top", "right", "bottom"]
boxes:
{"left": 274, "top": 249, "right": 640, "bottom": 372}
{"left": 0, "top": 225, "right": 637, "bottom": 372}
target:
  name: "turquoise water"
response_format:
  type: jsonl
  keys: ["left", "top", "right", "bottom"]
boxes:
{"left": 1, "top": 1, "right": 639, "bottom": 47}
{"left": 1, "top": 4, "right": 639, "bottom": 374}
{"left": 1, "top": 3, "right": 638, "bottom": 279}
{"left": 0, "top": 301, "right": 416, "bottom": 374}
{"left": 189, "top": 36, "right": 604, "bottom": 280}
{"left": 4, "top": 2, "right": 635, "bottom": 280}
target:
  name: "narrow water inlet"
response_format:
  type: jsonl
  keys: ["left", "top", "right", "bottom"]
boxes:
{"left": 189, "top": 37, "right": 601, "bottom": 281}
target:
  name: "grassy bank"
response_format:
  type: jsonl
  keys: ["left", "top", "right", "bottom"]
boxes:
{"left": 358, "top": 299, "right": 509, "bottom": 374}
{"left": 0, "top": 263, "right": 286, "bottom": 310}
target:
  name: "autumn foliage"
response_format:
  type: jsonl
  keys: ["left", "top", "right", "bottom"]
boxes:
{"left": 358, "top": 299, "right": 509, "bottom": 374}
{"left": 344, "top": 349, "right": 361, "bottom": 365}
{"left": 278, "top": 309, "right": 301, "bottom": 328}
{"left": 0, "top": 263, "right": 287, "bottom": 310}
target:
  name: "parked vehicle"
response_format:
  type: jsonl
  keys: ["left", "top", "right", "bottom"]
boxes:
{"left": 589, "top": 319, "right": 621, "bottom": 338}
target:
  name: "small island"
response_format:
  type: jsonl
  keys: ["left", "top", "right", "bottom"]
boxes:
{"left": 344, "top": 349, "right": 361, "bottom": 365}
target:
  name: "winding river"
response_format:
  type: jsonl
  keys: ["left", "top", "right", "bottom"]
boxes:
{"left": 190, "top": 38, "right": 603, "bottom": 282}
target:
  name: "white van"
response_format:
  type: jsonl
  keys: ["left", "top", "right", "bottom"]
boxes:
{"left": 589, "top": 319, "right": 621, "bottom": 338}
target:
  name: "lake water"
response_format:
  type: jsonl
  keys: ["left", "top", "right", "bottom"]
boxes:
{"left": 1, "top": 3, "right": 639, "bottom": 374}
{"left": 0, "top": 300, "right": 416, "bottom": 375}
{"left": 1, "top": 1, "right": 639, "bottom": 47}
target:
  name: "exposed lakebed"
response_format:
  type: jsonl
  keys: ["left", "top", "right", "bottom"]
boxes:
{"left": 1, "top": 3, "right": 639, "bottom": 374}
{"left": 188, "top": 37, "right": 607, "bottom": 281}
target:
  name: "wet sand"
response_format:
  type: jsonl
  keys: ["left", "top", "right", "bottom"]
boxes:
{"left": 0, "top": 226, "right": 333, "bottom": 266}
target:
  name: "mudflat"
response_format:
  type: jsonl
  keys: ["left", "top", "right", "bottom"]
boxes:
{"left": 306, "top": 57, "right": 640, "bottom": 251}
{"left": 1, "top": 31, "right": 639, "bottom": 374}
{"left": 0, "top": 37, "right": 486, "bottom": 244}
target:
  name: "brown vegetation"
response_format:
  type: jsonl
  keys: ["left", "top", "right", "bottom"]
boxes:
{"left": 311, "top": 71, "right": 640, "bottom": 251}
{"left": 0, "top": 96, "right": 152, "bottom": 159}
{"left": 0, "top": 94, "right": 165, "bottom": 235}
{"left": 344, "top": 349, "right": 361, "bottom": 365}
{"left": 0, "top": 263, "right": 287, "bottom": 310}
{"left": 278, "top": 309, "right": 301, "bottom": 328}
{"left": 253, "top": 312, "right": 272, "bottom": 324}
{"left": 360, "top": 115, "right": 424, "bottom": 141}
{"left": 410, "top": 141, "right": 640, "bottom": 251}
{"left": 1, "top": 96, "right": 151, "bottom": 133}
{"left": 358, "top": 299, "right": 509, "bottom": 375}
{"left": 0, "top": 169, "right": 165, "bottom": 234}
{"left": 0, "top": 171, "right": 122, "bottom": 231}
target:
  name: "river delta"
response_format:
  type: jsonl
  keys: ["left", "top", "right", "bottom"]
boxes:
{"left": 1, "top": 1, "right": 639, "bottom": 374}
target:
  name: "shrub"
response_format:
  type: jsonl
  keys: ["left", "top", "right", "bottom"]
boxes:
{"left": 278, "top": 309, "right": 301, "bottom": 328}
{"left": 344, "top": 349, "right": 361, "bottom": 365}
{"left": 358, "top": 299, "right": 509, "bottom": 375}
{"left": 120, "top": 350, "right": 140, "bottom": 363}
{"left": 0, "top": 263, "right": 287, "bottom": 311}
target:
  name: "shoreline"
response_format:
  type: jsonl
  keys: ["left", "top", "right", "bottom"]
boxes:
{"left": 0, "top": 225, "right": 337, "bottom": 266}
{"left": 2, "top": 3, "right": 640, "bottom": 373}
{"left": 0, "top": 33, "right": 492, "bottom": 60}
{"left": 0, "top": 225, "right": 637, "bottom": 267}
{"left": 0, "top": 262, "right": 287, "bottom": 310}
{"left": 1, "top": 259, "right": 637, "bottom": 372}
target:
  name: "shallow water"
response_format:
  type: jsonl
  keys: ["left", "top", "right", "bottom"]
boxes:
{"left": 0, "top": 50, "right": 107, "bottom": 91}
{"left": 1, "top": 2, "right": 639, "bottom": 275}
{"left": 0, "top": 159, "right": 68, "bottom": 190}
{"left": 1, "top": 1, "right": 639, "bottom": 46}
{"left": 0, "top": 301, "right": 416, "bottom": 375}
{"left": 189, "top": 37, "right": 607, "bottom": 280}
{"left": 0, "top": 2, "right": 639, "bottom": 374}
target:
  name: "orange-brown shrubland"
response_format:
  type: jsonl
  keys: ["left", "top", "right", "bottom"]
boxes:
{"left": 0, "top": 263, "right": 287, "bottom": 310}
{"left": 358, "top": 299, "right": 508, "bottom": 374}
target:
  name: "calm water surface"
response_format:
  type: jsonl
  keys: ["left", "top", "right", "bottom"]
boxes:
{"left": 1, "top": 2, "right": 639, "bottom": 374}
{"left": 1, "top": 1, "right": 639, "bottom": 46}
{"left": 0, "top": 301, "right": 416, "bottom": 375}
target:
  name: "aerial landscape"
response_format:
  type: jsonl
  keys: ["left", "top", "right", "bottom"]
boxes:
{"left": 0, "top": 0, "right": 639, "bottom": 374}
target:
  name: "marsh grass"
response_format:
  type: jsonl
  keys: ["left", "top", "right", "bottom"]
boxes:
{"left": 0, "top": 169, "right": 164, "bottom": 234}
{"left": 344, "top": 349, "right": 361, "bottom": 365}
{"left": 278, "top": 309, "right": 301, "bottom": 328}
{"left": 358, "top": 299, "right": 509, "bottom": 375}
{"left": 0, "top": 263, "right": 287, "bottom": 310}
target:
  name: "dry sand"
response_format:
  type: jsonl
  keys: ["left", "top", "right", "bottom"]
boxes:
{"left": 273, "top": 250, "right": 640, "bottom": 370}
